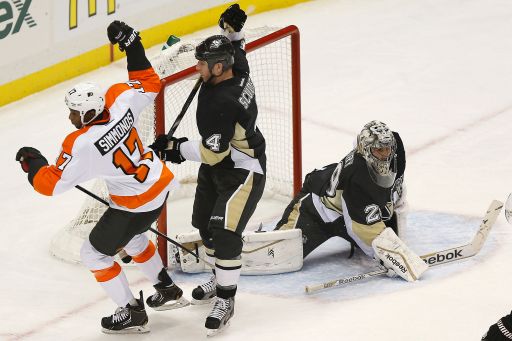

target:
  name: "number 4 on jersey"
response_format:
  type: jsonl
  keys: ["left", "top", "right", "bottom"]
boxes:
{"left": 205, "top": 134, "right": 221, "bottom": 152}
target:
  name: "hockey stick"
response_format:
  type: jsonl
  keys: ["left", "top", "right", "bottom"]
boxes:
{"left": 305, "top": 199, "right": 503, "bottom": 293}
{"left": 75, "top": 184, "right": 214, "bottom": 268}
{"left": 166, "top": 77, "right": 202, "bottom": 139}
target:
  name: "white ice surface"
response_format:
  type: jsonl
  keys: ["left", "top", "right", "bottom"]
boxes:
{"left": 2, "top": 0, "right": 512, "bottom": 340}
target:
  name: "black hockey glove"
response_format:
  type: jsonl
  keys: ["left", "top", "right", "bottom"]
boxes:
{"left": 107, "top": 21, "right": 140, "bottom": 51}
{"left": 219, "top": 4, "right": 247, "bottom": 32}
{"left": 149, "top": 135, "right": 188, "bottom": 164}
{"left": 148, "top": 134, "right": 169, "bottom": 158}
{"left": 15, "top": 147, "right": 49, "bottom": 185}
{"left": 164, "top": 137, "right": 188, "bottom": 164}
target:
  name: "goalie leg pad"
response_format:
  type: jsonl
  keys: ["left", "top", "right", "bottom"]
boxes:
{"left": 172, "top": 229, "right": 303, "bottom": 275}
{"left": 241, "top": 229, "right": 303, "bottom": 275}
{"left": 372, "top": 228, "right": 428, "bottom": 282}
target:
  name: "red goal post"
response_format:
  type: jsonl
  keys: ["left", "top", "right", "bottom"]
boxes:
{"left": 154, "top": 25, "right": 302, "bottom": 264}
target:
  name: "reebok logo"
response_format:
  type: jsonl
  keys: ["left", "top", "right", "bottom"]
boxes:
{"left": 423, "top": 249, "right": 463, "bottom": 265}
{"left": 325, "top": 274, "right": 365, "bottom": 288}
{"left": 385, "top": 254, "right": 407, "bottom": 273}
{"left": 0, "top": 0, "right": 37, "bottom": 40}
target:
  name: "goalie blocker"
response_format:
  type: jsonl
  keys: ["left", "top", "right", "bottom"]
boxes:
{"left": 372, "top": 227, "right": 428, "bottom": 281}
{"left": 169, "top": 229, "right": 303, "bottom": 275}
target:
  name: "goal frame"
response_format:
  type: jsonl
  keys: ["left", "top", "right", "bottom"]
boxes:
{"left": 153, "top": 25, "right": 302, "bottom": 265}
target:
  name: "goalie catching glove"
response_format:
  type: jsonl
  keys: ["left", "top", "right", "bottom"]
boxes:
{"left": 107, "top": 21, "right": 140, "bottom": 51}
{"left": 372, "top": 228, "right": 428, "bottom": 282}
{"left": 149, "top": 135, "right": 188, "bottom": 164}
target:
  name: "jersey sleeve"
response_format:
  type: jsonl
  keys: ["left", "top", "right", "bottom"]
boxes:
{"left": 232, "top": 39, "right": 250, "bottom": 77}
{"left": 32, "top": 130, "right": 93, "bottom": 196}
{"left": 104, "top": 67, "right": 160, "bottom": 121}
{"left": 183, "top": 99, "right": 237, "bottom": 165}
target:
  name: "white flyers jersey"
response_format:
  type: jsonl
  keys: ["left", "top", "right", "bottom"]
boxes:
{"left": 33, "top": 68, "right": 174, "bottom": 212}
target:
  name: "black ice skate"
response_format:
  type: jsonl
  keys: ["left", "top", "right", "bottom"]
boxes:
{"left": 101, "top": 291, "right": 149, "bottom": 334}
{"left": 205, "top": 297, "right": 234, "bottom": 337}
{"left": 191, "top": 275, "right": 217, "bottom": 305}
{"left": 146, "top": 282, "right": 190, "bottom": 311}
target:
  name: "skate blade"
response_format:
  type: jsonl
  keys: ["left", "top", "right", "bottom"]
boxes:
{"left": 102, "top": 325, "right": 150, "bottom": 334}
{"left": 152, "top": 296, "right": 190, "bottom": 311}
{"left": 191, "top": 297, "right": 216, "bottom": 305}
{"left": 206, "top": 321, "right": 230, "bottom": 337}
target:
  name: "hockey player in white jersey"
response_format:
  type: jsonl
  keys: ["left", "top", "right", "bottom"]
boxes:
{"left": 15, "top": 21, "right": 188, "bottom": 334}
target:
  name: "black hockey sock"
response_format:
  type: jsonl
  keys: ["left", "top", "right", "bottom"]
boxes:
{"left": 216, "top": 285, "right": 237, "bottom": 299}
{"left": 156, "top": 268, "right": 174, "bottom": 287}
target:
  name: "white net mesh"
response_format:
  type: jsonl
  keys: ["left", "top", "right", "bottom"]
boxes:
{"left": 50, "top": 26, "right": 299, "bottom": 264}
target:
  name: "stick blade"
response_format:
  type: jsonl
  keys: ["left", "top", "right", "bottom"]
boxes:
{"left": 505, "top": 194, "right": 512, "bottom": 224}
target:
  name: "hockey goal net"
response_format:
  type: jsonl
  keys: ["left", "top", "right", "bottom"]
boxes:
{"left": 50, "top": 25, "right": 302, "bottom": 266}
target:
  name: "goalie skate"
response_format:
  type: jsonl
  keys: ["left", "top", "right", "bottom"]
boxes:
{"left": 205, "top": 297, "right": 235, "bottom": 337}
{"left": 146, "top": 282, "right": 190, "bottom": 311}
{"left": 101, "top": 291, "right": 149, "bottom": 334}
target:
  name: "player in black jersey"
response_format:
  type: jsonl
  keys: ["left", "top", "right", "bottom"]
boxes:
{"left": 150, "top": 4, "right": 265, "bottom": 336}
{"left": 275, "top": 121, "right": 426, "bottom": 281}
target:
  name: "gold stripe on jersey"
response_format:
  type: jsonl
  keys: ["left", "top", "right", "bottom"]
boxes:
{"left": 320, "top": 190, "right": 343, "bottom": 214}
{"left": 231, "top": 123, "right": 255, "bottom": 157}
{"left": 351, "top": 220, "right": 387, "bottom": 247}
{"left": 199, "top": 144, "right": 230, "bottom": 165}
{"left": 225, "top": 172, "right": 254, "bottom": 232}
{"left": 279, "top": 194, "right": 309, "bottom": 230}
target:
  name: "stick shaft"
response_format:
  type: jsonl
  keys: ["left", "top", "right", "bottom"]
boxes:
{"left": 305, "top": 200, "right": 503, "bottom": 293}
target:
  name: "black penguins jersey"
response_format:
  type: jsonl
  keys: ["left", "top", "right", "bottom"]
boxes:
{"left": 303, "top": 132, "right": 406, "bottom": 256}
{"left": 182, "top": 39, "right": 266, "bottom": 174}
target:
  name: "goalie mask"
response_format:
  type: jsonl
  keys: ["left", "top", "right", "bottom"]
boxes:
{"left": 195, "top": 35, "right": 235, "bottom": 72}
{"left": 357, "top": 120, "right": 397, "bottom": 188}
{"left": 65, "top": 82, "right": 105, "bottom": 125}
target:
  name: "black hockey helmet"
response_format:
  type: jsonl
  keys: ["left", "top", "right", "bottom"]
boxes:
{"left": 195, "top": 35, "right": 235, "bottom": 71}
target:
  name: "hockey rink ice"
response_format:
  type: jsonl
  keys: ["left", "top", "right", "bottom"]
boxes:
{"left": 2, "top": 0, "right": 512, "bottom": 340}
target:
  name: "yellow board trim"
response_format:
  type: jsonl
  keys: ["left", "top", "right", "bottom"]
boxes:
{"left": 1, "top": 0, "right": 308, "bottom": 107}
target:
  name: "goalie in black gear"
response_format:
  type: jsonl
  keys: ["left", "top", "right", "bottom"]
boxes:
{"left": 275, "top": 120, "right": 412, "bottom": 271}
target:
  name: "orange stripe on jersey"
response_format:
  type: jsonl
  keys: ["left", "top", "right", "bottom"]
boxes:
{"left": 105, "top": 83, "right": 132, "bottom": 109}
{"left": 104, "top": 67, "right": 160, "bottom": 109}
{"left": 110, "top": 163, "right": 174, "bottom": 209}
{"left": 32, "top": 165, "right": 63, "bottom": 196}
{"left": 128, "top": 68, "right": 161, "bottom": 93}
{"left": 131, "top": 240, "right": 156, "bottom": 263}
{"left": 62, "top": 126, "right": 92, "bottom": 154}
{"left": 33, "top": 126, "right": 92, "bottom": 196}
{"left": 92, "top": 262, "right": 122, "bottom": 282}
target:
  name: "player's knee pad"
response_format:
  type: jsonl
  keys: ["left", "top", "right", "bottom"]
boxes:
{"left": 80, "top": 239, "right": 115, "bottom": 271}
{"left": 123, "top": 233, "right": 149, "bottom": 256}
{"left": 212, "top": 228, "right": 242, "bottom": 259}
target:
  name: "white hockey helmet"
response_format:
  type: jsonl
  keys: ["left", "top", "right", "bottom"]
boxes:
{"left": 357, "top": 120, "right": 397, "bottom": 188}
{"left": 65, "top": 82, "right": 105, "bottom": 125}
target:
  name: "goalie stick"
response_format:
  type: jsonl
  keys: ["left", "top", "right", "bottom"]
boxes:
{"left": 305, "top": 199, "right": 503, "bottom": 294}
